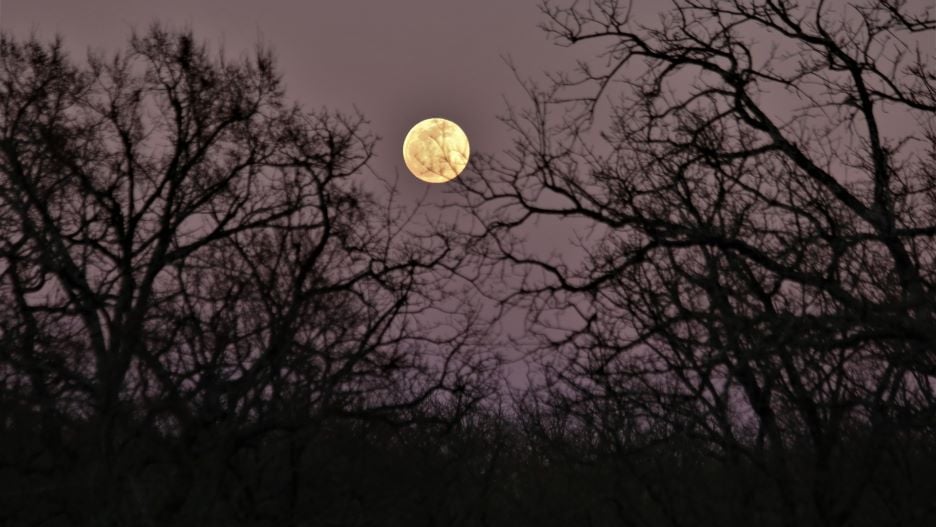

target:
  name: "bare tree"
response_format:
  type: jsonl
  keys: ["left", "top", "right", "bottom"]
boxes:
{"left": 0, "top": 27, "right": 496, "bottom": 525}
{"left": 452, "top": 1, "right": 936, "bottom": 525}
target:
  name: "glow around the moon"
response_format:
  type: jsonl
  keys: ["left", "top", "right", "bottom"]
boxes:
{"left": 403, "top": 118, "right": 470, "bottom": 183}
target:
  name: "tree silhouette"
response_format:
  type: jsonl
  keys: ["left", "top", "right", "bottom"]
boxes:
{"left": 452, "top": 1, "right": 936, "bottom": 525}
{"left": 2, "top": 3, "right": 935, "bottom": 526}
{"left": 0, "top": 26, "right": 495, "bottom": 525}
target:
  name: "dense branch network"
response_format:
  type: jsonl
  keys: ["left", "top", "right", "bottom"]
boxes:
{"left": 449, "top": 1, "right": 935, "bottom": 525}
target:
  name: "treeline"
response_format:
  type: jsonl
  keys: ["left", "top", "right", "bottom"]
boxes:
{"left": 3, "top": 400, "right": 934, "bottom": 525}
{"left": 2, "top": 1, "right": 936, "bottom": 526}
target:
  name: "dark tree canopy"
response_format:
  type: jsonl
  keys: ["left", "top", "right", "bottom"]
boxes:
{"left": 451, "top": 0, "right": 936, "bottom": 525}
{"left": 0, "top": 26, "right": 495, "bottom": 525}
{"left": 1, "top": 2, "right": 935, "bottom": 526}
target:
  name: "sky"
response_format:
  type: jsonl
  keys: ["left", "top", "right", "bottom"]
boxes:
{"left": 0, "top": 0, "right": 619, "bottom": 357}
{"left": 0, "top": 0, "right": 596, "bottom": 199}
{"left": 2, "top": 0, "right": 931, "bottom": 370}
{"left": 1, "top": 0, "right": 929, "bottom": 225}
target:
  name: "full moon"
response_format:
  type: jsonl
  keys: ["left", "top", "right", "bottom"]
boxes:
{"left": 402, "top": 118, "right": 470, "bottom": 183}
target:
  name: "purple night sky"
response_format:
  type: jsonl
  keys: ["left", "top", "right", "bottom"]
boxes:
{"left": 0, "top": 0, "right": 607, "bottom": 353}
{"left": 2, "top": 0, "right": 587, "bottom": 198}
{"left": 3, "top": 0, "right": 928, "bottom": 361}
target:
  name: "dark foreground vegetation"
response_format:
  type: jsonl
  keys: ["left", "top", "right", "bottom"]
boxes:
{"left": 1, "top": 1, "right": 934, "bottom": 525}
